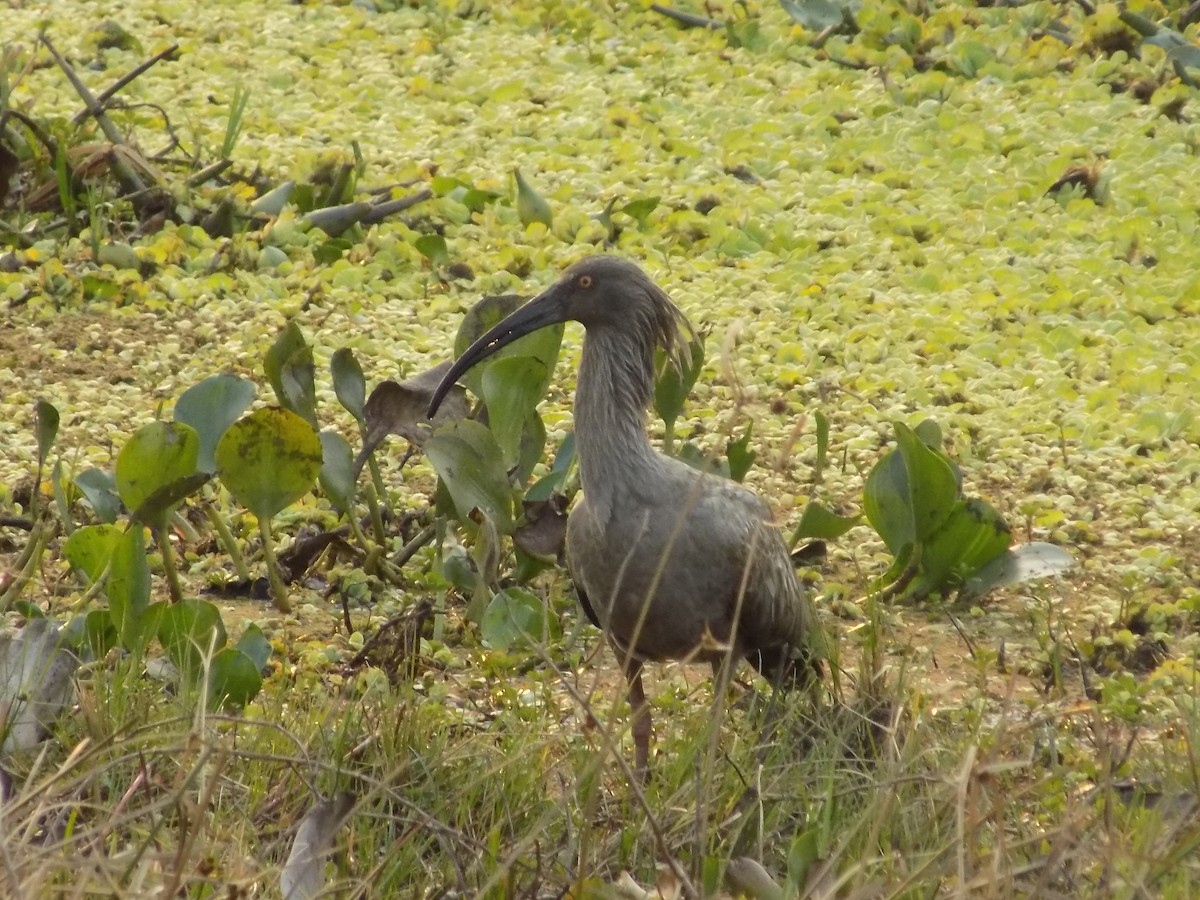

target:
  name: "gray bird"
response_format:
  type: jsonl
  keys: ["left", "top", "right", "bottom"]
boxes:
{"left": 428, "top": 255, "right": 828, "bottom": 775}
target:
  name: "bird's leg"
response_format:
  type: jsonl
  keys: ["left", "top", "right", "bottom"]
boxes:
{"left": 626, "top": 661, "right": 652, "bottom": 780}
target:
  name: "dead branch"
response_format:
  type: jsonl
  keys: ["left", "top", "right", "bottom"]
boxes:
{"left": 70, "top": 44, "right": 180, "bottom": 126}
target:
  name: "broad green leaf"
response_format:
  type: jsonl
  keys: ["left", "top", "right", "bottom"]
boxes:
{"left": 330, "top": 348, "right": 367, "bottom": 421}
{"left": 862, "top": 446, "right": 913, "bottom": 555}
{"left": 128, "top": 473, "right": 211, "bottom": 528}
{"left": 415, "top": 234, "right": 449, "bottom": 265}
{"left": 918, "top": 498, "right": 1011, "bottom": 596}
{"left": 454, "top": 294, "right": 564, "bottom": 402}
{"left": 250, "top": 180, "right": 295, "bottom": 217}
{"left": 779, "top": 0, "right": 858, "bottom": 32}
{"left": 653, "top": 333, "right": 706, "bottom": 437}
{"left": 63, "top": 523, "right": 121, "bottom": 582}
{"left": 215, "top": 408, "right": 323, "bottom": 521}
{"left": 726, "top": 424, "right": 756, "bottom": 483}
{"left": 84, "top": 609, "right": 118, "bottom": 660}
{"left": 962, "top": 543, "right": 1074, "bottom": 601}
{"left": 207, "top": 646, "right": 263, "bottom": 709}
{"left": 791, "top": 502, "right": 860, "bottom": 544}
{"left": 115, "top": 422, "right": 200, "bottom": 521}
{"left": 318, "top": 430, "right": 356, "bottom": 515}
{"left": 894, "top": 423, "right": 959, "bottom": 544}
{"left": 175, "top": 374, "right": 256, "bottom": 473}
{"left": 158, "top": 598, "right": 227, "bottom": 679}
{"left": 424, "top": 419, "right": 514, "bottom": 533}
{"left": 513, "top": 168, "right": 552, "bottom": 228}
{"left": 264, "top": 322, "right": 317, "bottom": 423}
{"left": 110, "top": 527, "right": 152, "bottom": 650}
{"left": 515, "top": 409, "right": 547, "bottom": 488}
{"left": 480, "top": 356, "right": 549, "bottom": 469}
{"left": 234, "top": 624, "right": 272, "bottom": 670}
{"left": 34, "top": 399, "right": 59, "bottom": 469}
{"left": 621, "top": 196, "right": 659, "bottom": 226}
{"left": 480, "top": 587, "right": 556, "bottom": 651}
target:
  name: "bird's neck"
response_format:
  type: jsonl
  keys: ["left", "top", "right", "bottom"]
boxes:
{"left": 573, "top": 326, "right": 663, "bottom": 513}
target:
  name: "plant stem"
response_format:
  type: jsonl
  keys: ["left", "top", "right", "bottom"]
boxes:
{"left": 363, "top": 477, "right": 388, "bottom": 546}
{"left": 0, "top": 520, "right": 50, "bottom": 609}
{"left": 154, "top": 521, "right": 185, "bottom": 604}
{"left": 258, "top": 517, "right": 291, "bottom": 614}
{"left": 205, "top": 503, "right": 251, "bottom": 583}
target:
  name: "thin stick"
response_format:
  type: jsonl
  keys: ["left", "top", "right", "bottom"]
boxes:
{"left": 70, "top": 44, "right": 180, "bottom": 125}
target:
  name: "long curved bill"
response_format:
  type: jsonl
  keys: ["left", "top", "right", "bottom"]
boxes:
{"left": 426, "top": 285, "right": 568, "bottom": 418}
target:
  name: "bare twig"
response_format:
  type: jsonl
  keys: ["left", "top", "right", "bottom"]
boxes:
{"left": 186, "top": 158, "right": 233, "bottom": 187}
{"left": 70, "top": 44, "right": 180, "bottom": 126}
{"left": 650, "top": 3, "right": 723, "bottom": 29}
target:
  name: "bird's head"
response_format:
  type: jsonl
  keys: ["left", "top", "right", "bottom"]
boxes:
{"left": 427, "top": 255, "right": 692, "bottom": 417}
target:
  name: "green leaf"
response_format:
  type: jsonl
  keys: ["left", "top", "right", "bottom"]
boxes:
{"left": 110, "top": 527, "right": 152, "bottom": 650}
{"left": 424, "top": 419, "right": 514, "bottom": 533}
{"left": 791, "top": 502, "right": 860, "bottom": 544}
{"left": 779, "top": 0, "right": 857, "bottom": 31}
{"left": 454, "top": 294, "right": 564, "bottom": 401}
{"left": 620, "top": 196, "right": 659, "bottom": 227}
{"left": 84, "top": 609, "right": 118, "bottom": 660}
{"left": 653, "top": 334, "right": 706, "bottom": 437}
{"left": 894, "top": 423, "right": 959, "bottom": 544}
{"left": 415, "top": 234, "right": 449, "bottom": 265}
{"left": 480, "top": 356, "right": 550, "bottom": 469}
{"left": 63, "top": 523, "right": 121, "bottom": 582}
{"left": 264, "top": 322, "right": 317, "bottom": 424}
{"left": 128, "top": 473, "right": 211, "bottom": 528}
{"left": 814, "top": 410, "right": 829, "bottom": 479}
{"left": 318, "top": 430, "right": 356, "bottom": 515}
{"left": 480, "top": 587, "right": 556, "bottom": 651}
{"left": 862, "top": 446, "right": 913, "bottom": 555}
{"left": 215, "top": 408, "right": 324, "bottom": 521}
{"left": 250, "top": 180, "right": 295, "bottom": 217}
{"left": 962, "top": 543, "right": 1074, "bottom": 601}
{"left": 513, "top": 168, "right": 552, "bottom": 228}
{"left": 115, "top": 422, "right": 200, "bottom": 521}
{"left": 726, "top": 424, "right": 756, "bottom": 483}
{"left": 515, "top": 409, "right": 547, "bottom": 488}
{"left": 234, "top": 624, "right": 272, "bottom": 670}
{"left": 330, "top": 348, "right": 367, "bottom": 421}
{"left": 917, "top": 498, "right": 1011, "bottom": 596}
{"left": 207, "top": 647, "right": 263, "bottom": 709}
{"left": 174, "top": 374, "right": 256, "bottom": 473}
{"left": 34, "top": 399, "right": 59, "bottom": 470}
{"left": 158, "top": 598, "right": 227, "bottom": 680}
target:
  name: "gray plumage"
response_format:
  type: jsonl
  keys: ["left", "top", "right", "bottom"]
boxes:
{"left": 429, "top": 255, "right": 828, "bottom": 775}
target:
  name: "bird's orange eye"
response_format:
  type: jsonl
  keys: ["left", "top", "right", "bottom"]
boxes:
{"left": 578, "top": 274, "right": 593, "bottom": 289}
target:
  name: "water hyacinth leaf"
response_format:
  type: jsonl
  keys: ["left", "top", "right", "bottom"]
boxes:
{"left": 454, "top": 294, "right": 563, "bottom": 401}
{"left": 917, "top": 498, "right": 1011, "bottom": 595}
{"left": 480, "top": 356, "right": 549, "bottom": 469}
{"left": 109, "top": 527, "right": 152, "bottom": 650}
{"left": 250, "top": 179, "right": 295, "bottom": 217}
{"left": 115, "top": 422, "right": 200, "bottom": 519}
{"left": 63, "top": 523, "right": 121, "bottom": 583}
{"left": 34, "top": 399, "right": 59, "bottom": 469}
{"left": 424, "top": 419, "right": 514, "bottom": 533}
{"left": 515, "top": 409, "right": 547, "bottom": 488}
{"left": 264, "top": 322, "right": 316, "bottom": 424}
{"left": 480, "top": 586, "right": 555, "bottom": 651}
{"left": 779, "top": 0, "right": 857, "bottom": 31}
{"left": 158, "top": 598, "right": 227, "bottom": 679}
{"left": 862, "top": 445, "right": 912, "bottom": 555}
{"left": 129, "top": 473, "right": 211, "bottom": 528}
{"left": 621, "top": 196, "right": 659, "bottom": 227}
{"left": 653, "top": 333, "right": 706, "bottom": 439}
{"left": 175, "top": 373, "right": 257, "bottom": 473}
{"left": 513, "top": 167, "right": 553, "bottom": 228}
{"left": 207, "top": 646, "right": 263, "bottom": 709}
{"left": 215, "top": 408, "right": 323, "bottom": 521}
{"left": 814, "top": 410, "right": 829, "bottom": 479}
{"left": 235, "top": 623, "right": 272, "bottom": 670}
{"left": 330, "top": 348, "right": 367, "bottom": 421}
{"left": 415, "top": 234, "right": 449, "bottom": 265}
{"left": 894, "top": 422, "right": 958, "bottom": 544}
{"left": 318, "top": 430, "right": 356, "bottom": 515}
{"left": 726, "top": 424, "right": 757, "bottom": 483}
{"left": 791, "top": 501, "right": 860, "bottom": 544}
{"left": 962, "top": 542, "right": 1075, "bottom": 601}
{"left": 84, "top": 609, "right": 118, "bottom": 660}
